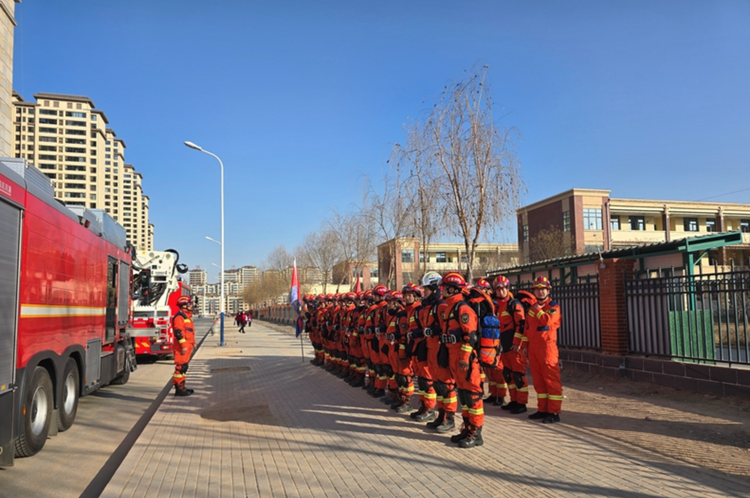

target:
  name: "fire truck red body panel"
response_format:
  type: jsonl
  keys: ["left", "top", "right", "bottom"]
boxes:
{"left": 0, "top": 158, "right": 135, "bottom": 466}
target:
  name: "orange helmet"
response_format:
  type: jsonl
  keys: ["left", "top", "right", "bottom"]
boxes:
{"left": 317, "top": 293, "right": 325, "bottom": 301}
{"left": 345, "top": 292, "right": 357, "bottom": 301}
{"left": 516, "top": 290, "right": 537, "bottom": 308}
{"left": 325, "top": 293, "right": 334, "bottom": 301}
{"left": 402, "top": 282, "right": 422, "bottom": 297}
{"left": 442, "top": 271, "right": 467, "bottom": 289}
{"left": 372, "top": 285, "right": 389, "bottom": 297}
{"left": 493, "top": 276, "right": 510, "bottom": 289}
{"left": 176, "top": 296, "right": 191, "bottom": 307}
{"left": 532, "top": 276, "right": 552, "bottom": 289}
{"left": 363, "top": 289, "right": 373, "bottom": 300}
{"left": 385, "top": 290, "right": 403, "bottom": 302}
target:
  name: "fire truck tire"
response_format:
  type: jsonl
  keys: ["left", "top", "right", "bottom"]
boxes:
{"left": 111, "top": 359, "right": 131, "bottom": 385}
{"left": 15, "top": 366, "right": 53, "bottom": 457}
{"left": 57, "top": 358, "right": 80, "bottom": 432}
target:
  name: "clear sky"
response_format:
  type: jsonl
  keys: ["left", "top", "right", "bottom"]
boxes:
{"left": 13, "top": 1, "right": 750, "bottom": 282}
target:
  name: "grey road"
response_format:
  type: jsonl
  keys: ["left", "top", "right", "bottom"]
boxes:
{"left": 0, "top": 317, "right": 215, "bottom": 498}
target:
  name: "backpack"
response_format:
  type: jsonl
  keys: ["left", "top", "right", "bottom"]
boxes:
{"left": 466, "top": 288, "right": 501, "bottom": 369}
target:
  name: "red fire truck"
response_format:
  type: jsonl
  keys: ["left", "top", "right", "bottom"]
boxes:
{"left": 0, "top": 158, "right": 136, "bottom": 465}
{"left": 130, "top": 250, "right": 191, "bottom": 358}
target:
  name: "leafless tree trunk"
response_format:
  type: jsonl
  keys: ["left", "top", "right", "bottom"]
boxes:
{"left": 297, "top": 227, "right": 341, "bottom": 293}
{"left": 421, "top": 66, "right": 524, "bottom": 282}
{"left": 328, "top": 207, "right": 377, "bottom": 289}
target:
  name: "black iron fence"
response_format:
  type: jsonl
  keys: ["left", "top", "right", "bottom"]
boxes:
{"left": 626, "top": 270, "right": 750, "bottom": 365}
{"left": 514, "top": 282, "right": 601, "bottom": 350}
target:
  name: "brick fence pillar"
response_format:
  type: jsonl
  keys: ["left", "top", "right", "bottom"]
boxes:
{"left": 598, "top": 258, "right": 635, "bottom": 355}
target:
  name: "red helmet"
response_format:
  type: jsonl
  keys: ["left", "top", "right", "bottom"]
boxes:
{"left": 372, "top": 285, "right": 389, "bottom": 297}
{"left": 325, "top": 293, "right": 334, "bottom": 301}
{"left": 363, "top": 290, "right": 373, "bottom": 300}
{"left": 176, "top": 296, "right": 191, "bottom": 307}
{"left": 442, "top": 271, "right": 467, "bottom": 289}
{"left": 474, "top": 278, "right": 491, "bottom": 291}
{"left": 532, "top": 276, "right": 552, "bottom": 289}
{"left": 317, "top": 293, "right": 325, "bottom": 301}
{"left": 345, "top": 292, "right": 357, "bottom": 301}
{"left": 402, "top": 282, "right": 422, "bottom": 297}
{"left": 385, "top": 290, "right": 403, "bottom": 302}
{"left": 493, "top": 276, "right": 510, "bottom": 289}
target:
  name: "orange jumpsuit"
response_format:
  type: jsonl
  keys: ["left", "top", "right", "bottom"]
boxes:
{"left": 525, "top": 298, "right": 563, "bottom": 414}
{"left": 497, "top": 296, "right": 529, "bottom": 405}
{"left": 172, "top": 310, "right": 196, "bottom": 391}
{"left": 371, "top": 301, "right": 389, "bottom": 392}
{"left": 384, "top": 304, "right": 403, "bottom": 396}
{"left": 362, "top": 303, "right": 379, "bottom": 388}
{"left": 394, "top": 302, "right": 418, "bottom": 405}
{"left": 441, "top": 293, "right": 484, "bottom": 429}
{"left": 413, "top": 301, "right": 438, "bottom": 413}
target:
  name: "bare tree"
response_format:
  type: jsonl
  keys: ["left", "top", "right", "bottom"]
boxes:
{"left": 529, "top": 228, "right": 571, "bottom": 263}
{"left": 393, "top": 123, "right": 448, "bottom": 278}
{"left": 420, "top": 66, "right": 524, "bottom": 281}
{"left": 298, "top": 226, "right": 341, "bottom": 293}
{"left": 328, "top": 207, "right": 377, "bottom": 288}
{"left": 362, "top": 171, "right": 414, "bottom": 287}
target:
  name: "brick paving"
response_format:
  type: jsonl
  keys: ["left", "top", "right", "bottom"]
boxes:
{"left": 103, "top": 321, "right": 750, "bottom": 498}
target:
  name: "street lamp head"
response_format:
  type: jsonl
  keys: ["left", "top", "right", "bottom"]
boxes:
{"left": 205, "top": 236, "right": 221, "bottom": 245}
{"left": 184, "top": 141, "right": 203, "bottom": 151}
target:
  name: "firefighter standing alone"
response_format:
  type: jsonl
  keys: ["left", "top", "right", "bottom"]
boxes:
{"left": 173, "top": 296, "right": 196, "bottom": 397}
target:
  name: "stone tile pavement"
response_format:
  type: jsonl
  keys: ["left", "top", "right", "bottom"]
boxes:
{"left": 103, "top": 321, "right": 750, "bottom": 498}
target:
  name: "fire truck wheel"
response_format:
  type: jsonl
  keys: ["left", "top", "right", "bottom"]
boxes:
{"left": 111, "top": 359, "right": 131, "bottom": 385}
{"left": 57, "top": 358, "right": 80, "bottom": 432}
{"left": 15, "top": 366, "right": 53, "bottom": 457}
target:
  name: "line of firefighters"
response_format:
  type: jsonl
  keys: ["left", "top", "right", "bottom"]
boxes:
{"left": 302, "top": 271, "right": 563, "bottom": 449}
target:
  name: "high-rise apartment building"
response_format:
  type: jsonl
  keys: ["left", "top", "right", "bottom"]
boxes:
{"left": 189, "top": 267, "right": 207, "bottom": 287}
{"left": 12, "top": 92, "right": 153, "bottom": 250}
{"left": 0, "top": 2, "right": 20, "bottom": 156}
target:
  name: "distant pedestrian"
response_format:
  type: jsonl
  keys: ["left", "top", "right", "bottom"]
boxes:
{"left": 247, "top": 310, "right": 253, "bottom": 328}
{"left": 238, "top": 311, "right": 247, "bottom": 333}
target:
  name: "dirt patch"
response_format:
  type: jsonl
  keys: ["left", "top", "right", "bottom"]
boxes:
{"left": 560, "top": 369, "right": 750, "bottom": 479}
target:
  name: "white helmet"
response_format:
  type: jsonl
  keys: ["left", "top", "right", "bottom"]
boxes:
{"left": 421, "top": 271, "right": 442, "bottom": 288}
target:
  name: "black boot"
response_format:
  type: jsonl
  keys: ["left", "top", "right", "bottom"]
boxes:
{"left": 435, "top": 412, "right": 456, "bottom": 433}
{"left": 425, "top": 408, "right": 445, "bottom": 429}
{"left": 485, "top": 396, "right": 498, "bottom": 404}
{"left": 459, "top": 425, "right": 483, "bottom": 448}
{"left": 410, "top": 402, "right": 426, "bottom": 419}
{"left": 528, "top": 411, "right": 548, "bottom": 420}
{"left": 543, "top": 413, "right": 560, "bottom": 424}
{"left": 371, "top": 388, "right": 385, "bottom": 398}
{"left": 450, "top": 418, "right": 471, "bottom": 443}
{"left": 175, "top": 387, "right": 192, "bottom": 397}
{"left": 416, "top": 408, "right": 436, "bottom": 423}
{"left": 501, "top": 400, "right": 518, "bottom": 411}
{"left": 351, "top": 374, "right": 365, "bottom": 388}
{"left": 493, "top": 397, "right": 506, "bottom": 407}
{"left": 510, "top": 403, "right": 527, "bottom": 414}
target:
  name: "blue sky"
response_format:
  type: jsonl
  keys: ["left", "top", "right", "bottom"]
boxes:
{"left": 13, "top": 1, "right": 750, "bottom": 281}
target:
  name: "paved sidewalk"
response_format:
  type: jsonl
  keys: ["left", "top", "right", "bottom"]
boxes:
{"left": 103, "top": 321, "right": 750, "bottom": 498}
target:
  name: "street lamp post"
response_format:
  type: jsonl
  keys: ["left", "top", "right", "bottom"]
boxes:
{"left": 186, "top": 141, "right": 225, "bottom": 346}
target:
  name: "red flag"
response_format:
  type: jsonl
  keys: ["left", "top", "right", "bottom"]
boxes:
{"left": 354, "top": 273, "right": 361, "bottom": 292}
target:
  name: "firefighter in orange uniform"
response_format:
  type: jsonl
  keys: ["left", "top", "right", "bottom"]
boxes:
{"left": 396, "top": 283, "right": 421, "bottom": 414}
{"left": 525, "top": 276, "right": 563, "bottom": 423}
{"left": 493, "top": 276, "right": 530, "bottom": 413}
{"left": 383, "top": 290, "right": 404, "bottom": 406}
{"left": 413, "top": 272, "right": 442, "bottom": 423}
{"left": 173, "top": 296, "right": 196, "bottom": 397}
{"left": 440, "top": 272, "right": 485, "bottom": 448}
{"left": 368, "top": 285, "right": 390, "bottom": 398}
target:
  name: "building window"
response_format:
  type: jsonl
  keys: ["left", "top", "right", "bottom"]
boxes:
{"left": 684, "top": 217, "right": 699, "bottom": 232}
{"left": 740, "top": 220, "right": 749, "bottom": 233}
{"left": 522, "top": 224, "right": 529, "bottom": 242}
{"left": 436, "top": 252, "right": 447, "bottom": 263}
{"left": 562, "top": 211, "right": 570, "bottom": 232}
{"left": 583, "top": 208, "right": 602, "bottom": 230}
{"left": 611, "top": 216, "right": 620, "bottom": 231}
{"left": 401, "top": 250, "right": 415, "bottom": 263}
{"left": 629, "top": 216, "right": 645, "bottom": 231}
{"left": 706, "top": 218, "right": 717, "bottom": 232}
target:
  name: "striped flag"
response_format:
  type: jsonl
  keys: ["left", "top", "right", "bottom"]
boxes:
{"left": 290, "top": 259, "right": 303, "bottom": 337}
